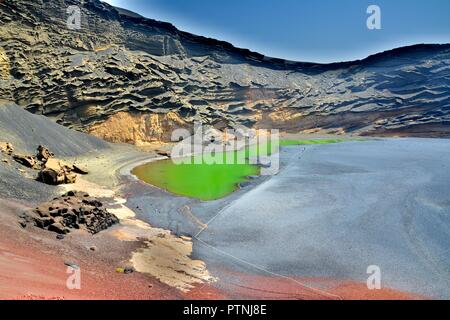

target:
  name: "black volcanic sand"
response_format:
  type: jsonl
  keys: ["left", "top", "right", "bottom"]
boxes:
{"left": 0, "top": 102, "right": 150, "bottom": 200}
{"left": 124, "top": 138, "right": 450, "bottom": 299}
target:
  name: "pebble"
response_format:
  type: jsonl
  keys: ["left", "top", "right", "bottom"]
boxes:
{"left": 116, "top": 266, "right": 135, "bottom": 274}
{"left": 64, "top": 261, "right": 79, "bottom": 270}
{"left": 238, "top": 181, "right": 252, "bottom": 189}
{"left": 124, "top": 267, "right": 135, "bottom": 274}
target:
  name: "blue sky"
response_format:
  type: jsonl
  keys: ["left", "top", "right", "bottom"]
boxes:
{"left": 103, "top": 0, "right": 450, "bottom": 63}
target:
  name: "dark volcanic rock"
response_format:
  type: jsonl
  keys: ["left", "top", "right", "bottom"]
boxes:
{"left": 238, "top": 181, "right": 252, "bottom": 189}
{"left": 37, "top": 157, "right": 79, "bottom": 185}
{"left": 21, "top": 191, "right": 119, "bottom": 234}
{"left": 48, "top": 222, "right": 69, "bottom": 235}
{"left": 12, "top": 154, "right": 37, "bottom": 168}
{"left": 72, "top": 164, "right": 88, "bottom": 175}
{"left": 36, "top": 145, "right": 54, "bottom": 162}
{"left": 0, "top": 0, "right": 449, "bottom": 140}
{"left": 155, "top": 149, "right": 171, "bottom": 157}
{"left": 37, "top": 168, "right": 77, "bottom": 185}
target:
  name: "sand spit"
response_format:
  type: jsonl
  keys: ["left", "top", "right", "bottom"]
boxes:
{"left": 131, "top": 237, "right": 216, "bottom": 293}
{"left": 62, "top": 177, "right": 216, "bottom": 292}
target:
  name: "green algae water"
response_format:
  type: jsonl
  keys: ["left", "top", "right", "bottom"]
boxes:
{"left": 132, "top": 139, "right": 349, "bottom": 201}
{"left": 132, "top": 141, "right": 276, "bottom": 201}
{"left": 132, "top": 157, "right": 260, "bottom": 201}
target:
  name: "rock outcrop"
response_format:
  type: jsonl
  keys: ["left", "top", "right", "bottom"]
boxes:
{"left": 155, "top": 150, "right": 171, "bottom": 158}
{"left": 87, "top": 111, "right": 190, "bottom": 145}
{"left": 37, "top": 158, "right": 78, "bottom": 185}
{"left": 20, "top": 191, "right": 119, "bottom": 234}
{"left": 1, "top": 140, "right": 87, "bottom": 185}
{"left": 0, "top": 0, "right": 449, "bottom": 142}
{"left": 72, "top": 164, "right": 88, "bottom": 175}
{"left": 12, "top": 154, "right": 38, "bottom": 169}
{"left": 0, "top": 141, "right": 14, "bottom": 155}
{"left": 0, "top": 48, "right": 9, "bottom": 80}
{"left": 36, "top": 145, "right": 54, "bottom": 162}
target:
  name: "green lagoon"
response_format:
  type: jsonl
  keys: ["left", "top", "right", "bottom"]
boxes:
{"left": 132, "top": 139, "right": 347, "bottom": 201}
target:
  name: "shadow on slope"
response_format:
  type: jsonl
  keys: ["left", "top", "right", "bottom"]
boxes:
{"left": 0, "top": 101, "right": 110, "bottom": 156}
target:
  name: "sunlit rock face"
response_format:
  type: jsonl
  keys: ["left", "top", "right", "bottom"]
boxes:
{"left": 0, "top": 0, "right": 449, "bottom": 144}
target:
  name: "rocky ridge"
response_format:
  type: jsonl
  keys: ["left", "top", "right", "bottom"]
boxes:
{"left": 0, "top": 0, "right": 449, "bottom": 143}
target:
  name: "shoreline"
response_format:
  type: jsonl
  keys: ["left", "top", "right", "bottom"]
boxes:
{"left": 1, "top": 136, "right": 440, "bottom": 300}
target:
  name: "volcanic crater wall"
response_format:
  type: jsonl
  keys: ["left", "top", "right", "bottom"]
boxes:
{"left": 0, "top": 0, "right": 449, "bottom": 143}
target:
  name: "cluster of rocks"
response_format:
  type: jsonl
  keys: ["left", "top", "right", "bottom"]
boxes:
{"left": 0, "top": 142, "right": 88, "bottom": 185}
{"left": 38, "top": 157, "right": 79, "bottom": 185}
{"left": 20, "top": 191, "right": 119, "bottom": 235}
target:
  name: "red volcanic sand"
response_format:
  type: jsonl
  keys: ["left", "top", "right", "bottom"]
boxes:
{"left": 0, "top": 232, "right": 423, "bottom": 300}
{"left": 0, "top": 235, "right": 176, "bottom": 300}
{"left": 0, "top": 226, "right": 423, "bottom": 300}
{"left": 213, "top": 270, "right": 424, "bottom": 300}
{"left": 0, "top": 234, "right": 229, "bottom": 300}
{"left": 0, "top": 199, "right": 422, "bottom": 301}
{"left": 0, "top": 200, "right": 225, "bottom": 300}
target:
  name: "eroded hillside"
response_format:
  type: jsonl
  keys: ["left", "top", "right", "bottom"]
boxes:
{"left": 0, "top": 0, "right": 449, "bottom": 143}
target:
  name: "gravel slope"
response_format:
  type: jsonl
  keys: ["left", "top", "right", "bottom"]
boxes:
{"left": 0, "top": 102, "right": 110, "bottom": 156}
{"left": 0, "top": 102, "right": 112, "bottom": 201}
